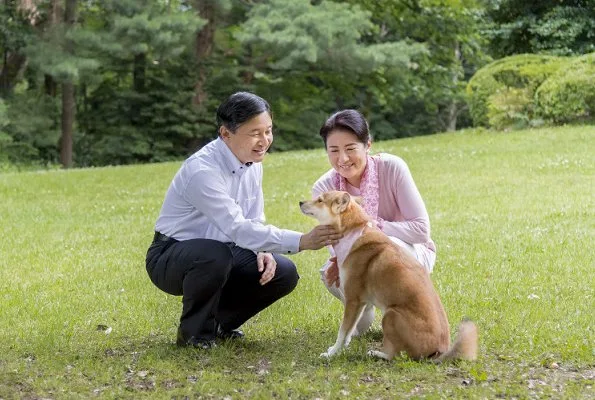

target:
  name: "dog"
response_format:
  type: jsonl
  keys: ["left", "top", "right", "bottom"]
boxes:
{"left": 299, "top": 190, "right": 478, "bottom": 361}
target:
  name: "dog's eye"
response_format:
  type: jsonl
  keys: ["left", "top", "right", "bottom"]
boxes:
{"left": 316, "top": 199, "right": 322, "bottom": 203}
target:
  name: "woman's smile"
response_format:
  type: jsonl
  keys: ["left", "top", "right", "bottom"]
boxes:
{"left": 326, "top": 129, "right": 370, "bottom": 187}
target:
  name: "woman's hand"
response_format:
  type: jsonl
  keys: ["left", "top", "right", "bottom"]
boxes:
{"left": 325, "top": 256, "right": 340, "bottom": 287}
{"left": 299, "top": 225, "right": 342, "bottom": 251}
{"left": 257, "top": 252, "right": 276, "bottom": 285}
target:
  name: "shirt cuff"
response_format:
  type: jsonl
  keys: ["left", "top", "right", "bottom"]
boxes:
{"left": 282, "top": 230, "right": 302, "bottom": 254}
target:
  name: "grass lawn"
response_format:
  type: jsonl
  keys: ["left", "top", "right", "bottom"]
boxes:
{"left": 0, "top": 125, "right": 593, "bottom": 399}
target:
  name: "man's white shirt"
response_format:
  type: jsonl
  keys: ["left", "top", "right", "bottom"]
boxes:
{"left": 155, "top": 137, "right": 301, "bottom": 254}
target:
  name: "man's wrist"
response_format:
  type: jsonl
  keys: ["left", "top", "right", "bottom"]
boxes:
{"left": 299, "top": 233, "right": 309, "bottom": 251}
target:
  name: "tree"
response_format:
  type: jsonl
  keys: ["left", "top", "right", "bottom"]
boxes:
{"left": 484, "top": 0, "right": 595, "bottom": 57}
{"left": 334, "top": 0, "right": 488, "bottom": 133}
{"left": 72, "top": 0, "right": 206, "bottom": 165}
{"left": 236, "top": 0, "right": 426, "bottom": 149}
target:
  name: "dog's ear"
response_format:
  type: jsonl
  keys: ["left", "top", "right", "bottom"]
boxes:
{"left": 353, "top": 196, "right": 363, "bottom": 205}
{"left": 337, "top": 192, "right": 351, "bottom": 213}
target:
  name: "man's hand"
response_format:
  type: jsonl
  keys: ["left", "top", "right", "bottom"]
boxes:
{"left": 324, "top": 256, "right": 340, "bottom": 287}
{"left": 299, "top": 225, "right": 342, "bottom": 251}
{"left": 257, "top": 252, "right": 276, "bottom": 285}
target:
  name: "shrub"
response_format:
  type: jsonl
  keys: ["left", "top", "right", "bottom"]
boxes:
{"left": 535, "top": 53, "right": 595, "bottom": 124}
{"left": 466, "top": 54, "right": 569, "bottom": 127}
{"left": 487, "top": 87, "right": 533, "bottom": 130}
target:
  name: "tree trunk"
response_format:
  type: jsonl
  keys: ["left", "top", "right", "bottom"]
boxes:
{"left": 192, "top": 0, "right": 216, "bottom": 105}
{"left": 60, "top": 0, "right": 76, "bottom": 168}
{"left": 60, "top": 82, "right": 75, "bottom": 168}
{"left": 44, "top": 0, "right": 62, "bottom": 97}
{"left": 446, "top": 103, "right": 458, "bottom": 132}
{"left": 45, "top": 74, "right": 57, "bottom": 97}
{"left": 133, "top": 53, "right": 146, "bottom": 93}
{"left": 445, "top": 41, "right": 462, "bottom": 132}
{"left": 0, "top": 0, "right": 40, "bottom": 97}
{"left": 131, "top": 52, "right": 146, "bottom": 125}
{"left": 0, "top": 52, "right": 28, "bottom": 97}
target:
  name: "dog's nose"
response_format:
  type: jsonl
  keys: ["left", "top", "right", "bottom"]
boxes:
{"left": 299, "top": 201, "right": 304, "bottom": 206}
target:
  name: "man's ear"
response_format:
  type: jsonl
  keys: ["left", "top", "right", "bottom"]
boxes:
{"left": 220, "top": 126, "right": 230, "bottom": 139}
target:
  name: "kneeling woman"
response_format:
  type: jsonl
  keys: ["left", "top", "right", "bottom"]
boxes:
{"left": 312, "top": 109, "right": 436, "bottom": 335}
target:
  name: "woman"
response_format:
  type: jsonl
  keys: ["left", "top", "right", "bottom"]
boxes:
{"left": 312, "top": 109, "right": 436, "bottom": 335}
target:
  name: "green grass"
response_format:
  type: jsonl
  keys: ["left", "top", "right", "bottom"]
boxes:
{"left": 0, "top": 125, "right": 593, "bottom": 399}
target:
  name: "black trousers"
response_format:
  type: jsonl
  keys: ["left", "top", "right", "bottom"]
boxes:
{"left": 145, "top": 233, "right": 299, "bottom": 341}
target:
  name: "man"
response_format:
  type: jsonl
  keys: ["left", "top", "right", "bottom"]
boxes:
{"left": 146, "top": 92, "right": 341, "bottom": 349}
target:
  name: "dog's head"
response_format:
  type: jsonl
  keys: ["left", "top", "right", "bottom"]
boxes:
{"left": 299, "top": 190, "right": 366, "bottom": 228}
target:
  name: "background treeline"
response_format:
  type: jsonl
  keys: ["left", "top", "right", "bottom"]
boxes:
{"left": 0, "top": 0, "right": 593, "bottom": 168}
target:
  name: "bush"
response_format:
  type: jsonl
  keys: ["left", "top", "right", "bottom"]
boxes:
{"left": 487, "top": 87, "right": 534, "bottom": 130}
{"left": 535, "top": 53, "right": 595, "bottom": 124}
{"left": 466, "top": 54, "right": 569, "bottom": 128}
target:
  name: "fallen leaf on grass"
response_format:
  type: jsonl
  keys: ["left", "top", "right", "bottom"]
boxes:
{"left": 96, "top": 325, "right": 112, "bottom": 334}
{"left": 256, "top": 358, "right": 271, "bottom": 375}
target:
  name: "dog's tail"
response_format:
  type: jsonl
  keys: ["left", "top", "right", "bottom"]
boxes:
{"left": 434, "top": 320, "right": 478, "bottom": 363}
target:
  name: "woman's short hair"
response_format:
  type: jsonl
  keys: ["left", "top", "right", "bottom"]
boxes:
{"left": 216, "top": 92, "right": 272, "bottom": 133}
{"left": 319, "top": 109, "right": 370, "bottom": 147}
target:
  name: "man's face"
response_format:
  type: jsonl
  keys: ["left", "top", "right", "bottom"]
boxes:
{"left": 220, "top": 112, "right": 273, "bottom": 164}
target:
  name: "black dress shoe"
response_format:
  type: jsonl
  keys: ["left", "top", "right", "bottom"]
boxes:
{"left": 216, "top": 324, "right": 244, "bottom": 340}
{"left": 176, "top": 327, "right": 216, "bottom": 349}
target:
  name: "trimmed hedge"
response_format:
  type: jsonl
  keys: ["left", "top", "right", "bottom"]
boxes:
{"left": 536, "top": 53, "right": 595, "bottom": 124}
{"left": 467, "top": 53, "right": 595, "bottom": 129}
{"left": 466, "top": 54, "right": 569, "bottom": 128}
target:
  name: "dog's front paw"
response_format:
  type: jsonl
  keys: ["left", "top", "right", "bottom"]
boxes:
{"left": 320, "top": 345, "right": 339, "bottom": 358}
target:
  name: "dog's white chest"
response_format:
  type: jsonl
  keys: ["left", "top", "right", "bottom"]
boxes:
{"left": 332, "top": 227, "right": 366, "bottom": 269}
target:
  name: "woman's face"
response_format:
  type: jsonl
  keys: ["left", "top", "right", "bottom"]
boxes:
{"left": 326, "top": 129, "right": 370, "bottom": 187}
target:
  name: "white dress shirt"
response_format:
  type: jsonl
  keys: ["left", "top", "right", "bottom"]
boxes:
{"left": 155, "top": 137, "right": 302, "bottom": 254}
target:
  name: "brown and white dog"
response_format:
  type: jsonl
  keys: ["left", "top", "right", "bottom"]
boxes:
{"left": 300, "top": 190, "right": 478, "bottom": 361}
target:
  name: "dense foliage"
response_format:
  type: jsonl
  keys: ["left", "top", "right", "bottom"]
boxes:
{"left": 536, "top": 53, "right": 595, "bottom": 124}
{"left": 466, "top": 53, "right": 595, "bottom": 129}
{"left": 484, "top": 0, "right": 595, "bottom": 57}
{"left": 0, "top": 0, "right": 593, "bottom": 167}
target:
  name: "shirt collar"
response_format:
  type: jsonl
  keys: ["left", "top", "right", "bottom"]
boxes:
{"left": 215, "top": 137, "right": 254, "bottom": 176}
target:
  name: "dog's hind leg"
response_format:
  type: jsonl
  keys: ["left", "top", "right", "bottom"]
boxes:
{"left": 321, "top": 300, "right": 367, "bottom": 358}
{"left": 368, "top": 308, "right": 405, "bottom": 361}
{"left": 353, "top": 303, "right": 375, "bottom": 336}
